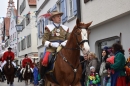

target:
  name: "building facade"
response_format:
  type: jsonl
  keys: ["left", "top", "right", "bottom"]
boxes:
{"left": 17, "top": 0, "right": 38, "bottom": 64}
{"left": 36, "top": 0, "right": 78, "bottom": 59}
{"left": 81, "top": 0, "right": 130, "bottom": 60}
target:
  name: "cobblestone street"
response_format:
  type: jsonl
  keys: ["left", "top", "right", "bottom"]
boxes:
{"left": 0, "top": 78, "right": 34, "bottom": 86}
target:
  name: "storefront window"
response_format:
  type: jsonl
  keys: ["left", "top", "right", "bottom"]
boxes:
{"left": 97, "top": 37, "right": 120, "bottom": 62}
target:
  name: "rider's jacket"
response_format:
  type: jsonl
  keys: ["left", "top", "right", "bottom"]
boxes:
{"left": 2, "top": 51, "right": 14, "bottom": 61}
{"left": 42, "top": 24, "right": 69, "bottom": 52}
{"left": 22, "top": 58, "right": 33, "bottom": 68}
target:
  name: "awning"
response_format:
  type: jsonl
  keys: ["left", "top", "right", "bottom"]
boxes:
{"left": 31, "top": 57, "right": 39, "bottom": 59}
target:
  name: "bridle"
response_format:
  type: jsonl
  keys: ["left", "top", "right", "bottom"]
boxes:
{"left": 59, "top": 27, "right": 90, "bottom": 85}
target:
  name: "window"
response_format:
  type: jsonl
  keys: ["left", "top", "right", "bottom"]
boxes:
{"left": 21, "top": 38, "right": 26, "bottom": 50}
{"left": 18, "top": 42, "right": 20, "bottom": 52}
{"left": 37, "top": 19, "right": 44, "bottom": 38}
{"left": 27, "top": 34, "right": 31, "bottom": 48}
{"left": 26, "top": 13, "right": 30, "bottom": 25}
{"left": 20, "top": 0, "right": 26, "bottom": 14}
{"left": 96, "top": 37, "right": 120, "bottom": 62}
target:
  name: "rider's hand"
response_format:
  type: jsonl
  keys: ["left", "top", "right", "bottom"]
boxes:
{"left": 60, "top": 40, "right": 67, "bottom": 46}
{"left": 50, "top": 42, "right": 60, "bottom": 48}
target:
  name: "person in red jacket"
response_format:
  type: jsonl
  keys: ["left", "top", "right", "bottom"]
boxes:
{"left": 20, "top": 54, "right": 33, "bottom": 73}
{"left": 1, "top": 47, "right": 16, "bottom": 68}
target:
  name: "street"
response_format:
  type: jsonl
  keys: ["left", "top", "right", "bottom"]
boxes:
{"left": 0, "top": 78, "right": 34, "bottom": 86}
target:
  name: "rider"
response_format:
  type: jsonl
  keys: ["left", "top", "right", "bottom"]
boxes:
{"left": 1, "top": 47, "right": 16, "bottom": 69}
{"left": 20, "top": 54, "right": 33, "bottom": 73}
{"left": 40, "top": 10, "right": 70, "bottom": 85}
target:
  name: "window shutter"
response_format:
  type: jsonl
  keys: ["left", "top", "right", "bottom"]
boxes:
{"left": 42, "top": 19, "right": 44, "bottom": 34}
{"left": 37, "top": 22, "right": 40, "bottom": 38}
{"left": 73, "top": 0, "right": 77, "bottom": 16}
{"left": 60, "top": 0, "right": 67, "bottom": 23}
{"left": 50, "top": 4, "right": 57, "bottom": 12}
{"left": 45, "top": 18, "right": 48, "bottom": 26}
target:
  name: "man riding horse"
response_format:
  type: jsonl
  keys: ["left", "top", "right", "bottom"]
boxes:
{"left": 39, "top": 10, "right": 70, "bottom": 85}
{"left": 1, "top": 47, "right": 16, "bottom": 71}
{"left": 20, "top": 54, "right": 33, "bottom": 74}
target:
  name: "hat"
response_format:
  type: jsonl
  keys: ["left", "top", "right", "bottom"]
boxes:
{"left": 90, "top": 66, "right": 95, "bottom": 70}
{"left": 49, "top": 11, "right": 63, "bottom": 21}
{"left": 8, "top": 47, "right": 12, "bottom": 50}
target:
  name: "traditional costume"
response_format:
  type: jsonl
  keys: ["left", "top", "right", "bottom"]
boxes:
{"left": 20, "top": 57, "right": 33, "bottom": 73}
{"left": 1, "top": 47, "right": 16, "bottom": 68}
{"left": 110, "top": 52, "right": 126, "bottom": 86}
{"left": 42, "top": 11, "right": 69, "bottom": 66}
{"left": 87, "top": 66, "right": 100, "bottom": 86}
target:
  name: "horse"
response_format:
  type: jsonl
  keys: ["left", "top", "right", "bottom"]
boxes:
{"left": 40, "top": 19, "right": 92, "bottom": 86}
{"left": 3, "top": 57, "right": 15, "bottom": 86}
{"left": 23, "top": 62, "right": 32, "bottom": 86}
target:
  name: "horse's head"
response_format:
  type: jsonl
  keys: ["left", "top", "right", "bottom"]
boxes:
{"left": 72, "top": 19, "right": 92, "bottom": 56}
{"left": 25, "top": 62, "right": 30, "bottom": 69}
{"left": 6, "top": 57, "right": 12, "bottom": 65}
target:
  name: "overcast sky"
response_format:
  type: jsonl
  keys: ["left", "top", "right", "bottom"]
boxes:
{"left": 0, "top": 0, "right": 17, "bottom": 23}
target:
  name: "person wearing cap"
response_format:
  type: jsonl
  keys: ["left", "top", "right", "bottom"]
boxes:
{"left": 40, "top": 10, "right": 70, "bottom": 85}
{"left": 1, "top": 47, "right": 16, "bottom": 69}
{"left": 20, "top": 54, "right": 33, "bottom": 73}
{"left": 86, "top": 66, "right": 100, "bottom": 86}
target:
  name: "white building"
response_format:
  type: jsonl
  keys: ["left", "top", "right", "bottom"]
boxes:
{"left": 36, "top": 0, "right": 78, "bottom": 59}
{"left": 80, "top": 0, "right": 130, "bottom": 60}
{"left": 17, "top": 0, "right": 38, "bottom": 64}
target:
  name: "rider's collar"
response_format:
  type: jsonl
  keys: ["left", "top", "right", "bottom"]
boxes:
{"left": 53, "top": 23, "right": 60, "bottom": 28}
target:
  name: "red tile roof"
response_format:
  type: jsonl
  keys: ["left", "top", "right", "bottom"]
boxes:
{"left": 4, "top": 18, "right": 10, "bottom": 36}
{"left": 28, "top": 0, "right": 36, "bottom": 6}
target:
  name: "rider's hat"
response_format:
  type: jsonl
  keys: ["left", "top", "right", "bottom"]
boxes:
{"left": 8, "top": 47, "right": 12, "bottom": 50}
{"left": 49, "top": 10, "right": 63, "bottom": 21}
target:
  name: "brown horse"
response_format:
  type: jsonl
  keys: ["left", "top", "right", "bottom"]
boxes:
{"left": 3, "top": 57, "right": 15, "bottom": 86}
{"left": 41, "top": 19, "right": 92, "bottom": 86}
{"left": 23, "top": 62, "right": 32, "bottom": 86}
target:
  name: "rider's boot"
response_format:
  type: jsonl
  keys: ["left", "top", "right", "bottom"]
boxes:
{"left": 39, "top": 66, "right": 46, "bottom": 86}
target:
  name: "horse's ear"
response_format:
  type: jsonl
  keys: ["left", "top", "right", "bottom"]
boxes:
{"left": 86, "top": 21, "right": 93, "bottom": 28}
{"left": 76, "top": 18, "right": 80, "bottom": 26}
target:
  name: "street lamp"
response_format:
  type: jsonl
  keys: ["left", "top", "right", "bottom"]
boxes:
{"left": 15, "top": 24, "right": 23, "bottom": 65}
{"left": 15, "top": 25, "right": 23, "bottom": 32}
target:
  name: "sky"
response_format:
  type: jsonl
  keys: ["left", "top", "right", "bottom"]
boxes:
{"left": 0, "top": 0, "right": 17, "bottom": 23}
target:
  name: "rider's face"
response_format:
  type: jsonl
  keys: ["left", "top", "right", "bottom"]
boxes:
{"left": 8, "top": 49, "right": 11, "bottom": 52}
{"left": 52, "top": 15, "right": 61, "bottom": 24}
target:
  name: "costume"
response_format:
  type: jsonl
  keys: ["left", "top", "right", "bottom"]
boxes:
{"left": 86, "top": 72, "right": 100, "bottom": 86}
{"left": 22, "top": 58, "right": 33, "bottom": 68}
{"left": 125, "top": 57, "right": 130, "bottom": 85}
{"left": 42, "top": 23, "right": 69, "bottom": 66}
{"left": 1, "top": 51, "right": 16, "bottom": 68}
{"left": 110, "top": 52, "right": 126, "bottom": 86}
{"left": 20, "top": 57, "right": 33, "bottom": 73}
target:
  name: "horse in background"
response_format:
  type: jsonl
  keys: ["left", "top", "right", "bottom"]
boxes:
{"left": 3, "top": 57, "right": 15, "bottom": 86}
{"left": 42, "top": 19, "right": 92, "bottom": 86}
{"left": 23, "top": 62, "right": 32, "bottom": 86}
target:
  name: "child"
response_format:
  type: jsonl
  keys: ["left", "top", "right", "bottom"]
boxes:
{"left": 86, "top": 66, "right": 100, "bottom": 86}
{"left": 105, "top": 56, "right": 114, "bottom": 86}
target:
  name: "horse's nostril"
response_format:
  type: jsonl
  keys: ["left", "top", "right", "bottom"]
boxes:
{"left": 82, "top": 48, "right": 85, "bottom": 50}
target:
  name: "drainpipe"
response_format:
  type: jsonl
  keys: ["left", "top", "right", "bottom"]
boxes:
{"left": 76, "top": 0, "right": 81, "bottom": 21}
{"left": 16, "top": 0, "right": 19, "bottom": 24}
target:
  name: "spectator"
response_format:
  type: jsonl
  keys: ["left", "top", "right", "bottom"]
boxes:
{"left": 99, "top": 50, "right": 109, "bottom": 86}
{"left": 107, "top": 43, "right": 126, "bottom": 86}
{"left": 86, "top": 66, "right": 100, "bottom": 86}
{"left": 33, "top": 64, "right": 39, "bottom": 86}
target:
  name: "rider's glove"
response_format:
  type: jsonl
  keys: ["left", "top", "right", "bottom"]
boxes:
{"left": 61, "top": 40, "right": 67, "bottom": 47}
{"left": 50, "top": 42, "right": 60, "bottom": 48}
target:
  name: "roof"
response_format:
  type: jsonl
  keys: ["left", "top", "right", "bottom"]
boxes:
{"left": 28, "top": 0, "right": 36, "bottom": 6}
{"left": 4, "top": 18, "right": 10, "bottom": 36}
{"left": 14, "top": 8, "right": 18, "bottom": 16}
